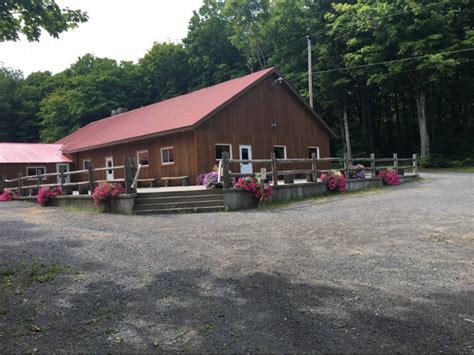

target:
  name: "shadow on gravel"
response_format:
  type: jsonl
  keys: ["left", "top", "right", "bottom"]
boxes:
{"left": 2, "top": 267, "right": 472, "bottom": 353}
{"left": 0, "top": 218, "right": 84, "bottom": 267}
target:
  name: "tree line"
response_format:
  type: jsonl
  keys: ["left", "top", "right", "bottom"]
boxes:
{"left": 1, "top": 0, "right": 473, "bottom": 165}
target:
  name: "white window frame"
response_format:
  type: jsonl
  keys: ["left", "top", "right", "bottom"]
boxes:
{"left": 83, "top": 159, "right": 92, "bottom": 170}
{"left": 273, "top": 145, "right": 287, "bottom": 159}
{"left": 136, "top": 150, "right": 150, "bottom": 167}
{"left": 160, "top": 146, "right": 175, "bottom": 165}
{"left": 215, "top": 143, "right": 233, "bottom": 161}
{"left": 308, "top": 146, "right": 320, "bottom": 159}
{"left": 26, "top": 166, "right": 46, "bottom": 180}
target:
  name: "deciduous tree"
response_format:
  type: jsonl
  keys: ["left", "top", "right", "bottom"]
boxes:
{"left": 0, "top": 0, "right": 88, "bottom": 41}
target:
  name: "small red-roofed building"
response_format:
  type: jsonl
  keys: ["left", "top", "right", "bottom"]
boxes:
{"left": 0, "top": 143, "right": 72, "bottom": 184}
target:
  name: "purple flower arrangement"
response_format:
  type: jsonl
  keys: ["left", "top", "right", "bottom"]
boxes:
{"left": 202, "top": 172, "right": 220, "bottom": 189}
{"left": 196, "top": 172, "right": 206, "bottom": 185}
{"left": 350, "top": 164, "right": 366, "bottom": 179}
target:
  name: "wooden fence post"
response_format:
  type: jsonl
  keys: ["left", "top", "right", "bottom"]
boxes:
{"left": 88, "top": 163, "right": 95, "bottom": 195}
{"left": 60, "top": 172, "right": 66, "bottom": 194}
{"left": 37, "top": 173, "right": 42, "bottom": 192}
{"left": 124, "top": 157, "right": 136, "bottom": 194}
{"left": 413, "top": 153, "right": 418, "bottom": 175}
{"left": 222, "top": 151, "right": 230, "bottom": 189}
{"left": 343, "top": 153, "right": 350, "bottom": 178}
{"left": 393, "top": 153, "right": 399, "bottom": 174}
{"left": 17, "top": 173, "right": 23, "bottom": 197}
{"left": 0, "top": 175, "right": 5, "bottom": 191}
{"left": 370, "top": 153, "right": 376, "bottom": 178}
{"left": 311, "top": 153, "right": 318, "bottom": 182}
{"left": 271, "top": 152, "right": 278, "bottom": 186}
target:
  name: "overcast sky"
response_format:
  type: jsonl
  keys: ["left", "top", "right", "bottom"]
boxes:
{"left": 0, "top": 0, "right": 204, "bottom": 76}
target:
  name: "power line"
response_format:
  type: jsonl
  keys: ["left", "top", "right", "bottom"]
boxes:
{"left": 192, "top": 0, "right": 457, "bottom": 91}
{"left": 165, "top": 0, "right": 463, "bottom": 97}
{"left": 355, "top": 58, "right": 473, "bottom": 82}
{"left": 312, "top": 48, "right": 474, "bottom": 75}
{"left": 307, "top": 0, "right": 454, "bottom": 41}
{"left": 191, "top": 35, "right": 307, "bottom": 91}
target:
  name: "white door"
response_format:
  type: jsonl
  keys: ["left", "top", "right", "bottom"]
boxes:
{"left": 105, "top": 157, "right": 114, "bottom": 181}
{"left": 56, "top": 163, "right": 70, "bottom": 184}
{"left": 239, "top": 145, "right": 253, "bottom": 174}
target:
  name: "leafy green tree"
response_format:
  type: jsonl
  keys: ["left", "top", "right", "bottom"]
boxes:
{"left": 0, "top": 67, "right": 23, "bottom": 141}
{"left": 16, "top": 71, "right": 55, "bottom": 141}
{"left": 0, "top": 0, "right": 88, "bottom": 41}
{"left": 66, "top": 55, "right": 143, "bottom": 126}
{"left": 39, "top": 54, "right": 146, "bottom": 141}
{"left": 223, "top": 0, "right": 271, "bottom": 71}
{"left": 39, "top": 88, "right": 78, "bottom": 142}
{"left": 262, "top": 0, "right": 328, "bottom": 93}
{"left": 138, "top": 42, "right": 193, "bottom": 103}
{"left": 184, "top": 0, "right": 246, "bottom": 87}
{"left": 328, "top": 0, "right": 474, "bottom": 157}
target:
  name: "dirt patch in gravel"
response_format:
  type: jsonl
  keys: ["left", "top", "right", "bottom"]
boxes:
{"left": 0, "top": 173, "right": 473, "bottom": 353}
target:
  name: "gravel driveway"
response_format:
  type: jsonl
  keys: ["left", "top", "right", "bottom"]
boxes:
{"left": 0, "top": 173, "right": 473, "bottom": 353}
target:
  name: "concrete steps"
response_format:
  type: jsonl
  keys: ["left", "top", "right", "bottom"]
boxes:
{"left": 134, "top": 189, "right": 225, "bottom": 214}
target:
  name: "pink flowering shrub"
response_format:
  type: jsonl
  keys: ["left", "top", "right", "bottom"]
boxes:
{"left": 92, "top": 183, "right": 125, "bottom": 207}
{"left": 235, "top": 175, "right": 273, "bottom": 205}
{"left": 37, "top": 187, "right": 61, "bottom": 206}
{"left": 320, "top": 170, "right": 346, "bottom": 193}
{"left": 379, "top": 169, "right": 400, "bottom": 186}
{"left": 0, "top": 189, "right": 17, "bottom": 202}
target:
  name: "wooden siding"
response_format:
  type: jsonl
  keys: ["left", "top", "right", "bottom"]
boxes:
{"left": 195, "top": 74, "right": 332, "bottom": 174}
{"left": 72, "top": 131, "right": 196, "bottom": 185}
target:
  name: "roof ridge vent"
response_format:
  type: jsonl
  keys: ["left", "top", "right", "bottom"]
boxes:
{"left": 111, "top": 107, "right": 128, "bottom": 116}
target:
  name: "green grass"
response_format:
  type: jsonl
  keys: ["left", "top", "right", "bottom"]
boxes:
{"left": 420, "top": 167, "right": 474, "bottom": 173}
{"left": 0, "top": 260, "right": 71, "bottom": 297}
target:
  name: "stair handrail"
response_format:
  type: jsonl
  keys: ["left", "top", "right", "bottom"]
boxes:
{"left": 217, "top": 160, "right": 222, "bottom": 182}
{"left": 131, "top": 163, "right": 142, "bottom": 190}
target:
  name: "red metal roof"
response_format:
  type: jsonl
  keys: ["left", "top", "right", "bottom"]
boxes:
{"left": 58, "top": 68, "right": 276, "bottom": 153}
{"left": 0, "top": 143, "right": 72, "bottom": 164}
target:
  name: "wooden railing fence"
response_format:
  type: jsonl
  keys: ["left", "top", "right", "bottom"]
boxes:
{"left": 221, "top": 152, "right": 417, "bottom": 188}
{"left": 0, "top": 157, "right": 138, "bottom": 197}
{"left": 0, "top": 153, "right": 418, "bottom": 195}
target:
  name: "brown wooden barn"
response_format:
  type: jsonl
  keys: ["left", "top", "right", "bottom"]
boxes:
{"left": 53, "top": 67, "right": 334, "bottom": 186}
{"left": 0, "top": 143, "right": 72, "bottom": 184}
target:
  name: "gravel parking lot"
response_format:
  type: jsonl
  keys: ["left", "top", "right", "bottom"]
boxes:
{"left": 0, "top": 173, "right": 473, "bottom": 353}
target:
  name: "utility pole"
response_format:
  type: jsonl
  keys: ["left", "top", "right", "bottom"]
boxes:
{"left": 307, "top": 35, "right": 314, "bottom": 109}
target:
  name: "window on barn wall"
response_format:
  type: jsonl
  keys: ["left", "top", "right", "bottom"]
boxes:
{"left": 215, "top": 144, "right": 232, "bottom": 160}
{"left": 26, "top": 166, "right": 46, "bottom": 178}
{"left": 137, "top": 150, "right": 150, "bottom": 166}
{"left": 83, "top": 159, "right": 92, "bottom": 170}
{"left": 161, "top": 147, "right": 175, "bottom": 165}
{"left": 273, "top": 146, "right": 287, "bottom": 159}
{"left": 308, "top": 147, "right": 320, "bottom": 159}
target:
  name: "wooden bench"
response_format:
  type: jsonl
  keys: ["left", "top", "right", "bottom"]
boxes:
{"left": 137, "top": 178, "right": 156, "bottom": 188}
{"left": 161, "top": 176, "right": 190, "bottom": 187}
